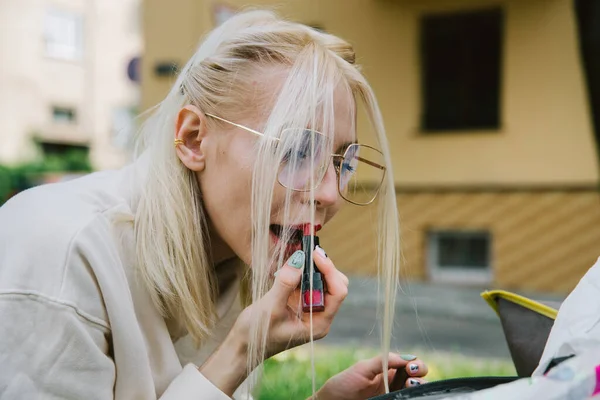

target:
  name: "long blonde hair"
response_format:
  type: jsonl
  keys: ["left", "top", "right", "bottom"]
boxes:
{"left": 134, "top": 9, "right": 400, "bottom": 394}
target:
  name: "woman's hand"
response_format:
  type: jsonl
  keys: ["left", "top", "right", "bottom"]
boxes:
{"left": 313, "top": 353, "right": 429, "bottom": 400}
{"left": 239, "top": 247, "right": 349, "bottom": 357}
{"left": 200, "top": 248, "right": 349, "bottom": 395}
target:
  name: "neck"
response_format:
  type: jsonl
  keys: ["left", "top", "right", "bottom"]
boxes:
{"left": 207, "top": 219, "right": 237, "bottom": 267}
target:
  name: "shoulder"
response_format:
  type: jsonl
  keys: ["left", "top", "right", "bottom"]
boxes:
{"left": 0, "top": 169, "right": 135, "bottom": 327}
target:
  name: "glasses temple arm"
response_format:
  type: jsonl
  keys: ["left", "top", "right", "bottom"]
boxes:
{"left": 332, "top": 154, "right": 386, "bottom": 170}
{"left": 357, "top": 156, "right": 386, "bottom": 170}
{"left": 206, "top": 113, "right": 280, "bottom": 141}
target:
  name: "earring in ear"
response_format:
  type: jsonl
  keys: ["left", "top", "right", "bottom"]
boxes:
{"left": 174, "top": 139, "right": 184, "bottom": 147}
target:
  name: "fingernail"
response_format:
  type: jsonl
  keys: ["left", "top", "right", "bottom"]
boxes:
{"left": 315, "top": 246, "right": 327, "bottom": 258}
{"left": 273, "top": 270, "right": 279, "bottom": 277}
{"left": 401, "top": 354, "right": 417, "bottom": 361}
{"left": 287, "top": 250, "right": 305, "bottom": 269}
{"left": 409, "top": 379, "right": 421, "bottom": 386}
{"left": 409, "top": 363, "right": 419, "bottom": 374}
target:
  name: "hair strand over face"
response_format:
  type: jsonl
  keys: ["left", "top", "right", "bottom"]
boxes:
{"left": 132, "top": 9, "right": 401, "bottom": 396}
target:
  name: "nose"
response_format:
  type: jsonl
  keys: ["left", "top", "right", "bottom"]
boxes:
{"left": 313, "top": 163, "right": 339, "bottom": 207}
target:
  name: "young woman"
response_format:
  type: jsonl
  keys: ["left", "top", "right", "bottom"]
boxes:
{"left": 0, "top": 10, "right": 428, "bottom": 400}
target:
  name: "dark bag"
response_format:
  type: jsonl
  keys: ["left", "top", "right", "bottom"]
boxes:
{"left": 368, "top": 290, "right": 562, "bottom": 399}
{"left": 368, "top": 376, "right": 518, "bottom": 399}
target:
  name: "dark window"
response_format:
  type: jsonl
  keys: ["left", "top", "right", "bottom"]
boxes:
{"left": 420, "top": 8, "right": 503, "bottom": 131}
{"left": 52, "top": 106, "right": 76, "bottom": 123}
{"left": 39, "top": 142, "right": 88, "bottom": 157}
{"left": 38, "top": 142, "right": 91, "bottom": 172}
{"left": 432, "top": 231, "right": 491, "bottom": 270}
{"left": 575, "top": 0, "right": 600, "bottom": 165}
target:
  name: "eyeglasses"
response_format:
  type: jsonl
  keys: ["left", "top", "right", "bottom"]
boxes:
{"left": 205, "top": 113, "right": 386, "bottom": 205}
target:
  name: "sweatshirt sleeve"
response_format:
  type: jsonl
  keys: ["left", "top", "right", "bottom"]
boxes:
{"left": 0, "top": 292, "right": 116, "bottom": 400}
{"left": 160, "top": 365, "right": 231, "bottom": 400}
{"left": 0, "top": 293, "right": 232, "bottom": 400}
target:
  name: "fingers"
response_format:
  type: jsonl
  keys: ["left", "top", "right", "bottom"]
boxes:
{"left": 313, "top": 247, "right": 347, "bottom": 298}
{"left": 310, "top": 249, "right": 348, "bottom": 322}
{"left": 356, "top": 353, "right": 403, "bottom": 380}
{"left": 269, "top": 250, "right": 304, "bottom": 304}
{"left": 405, "top": 377, "right": 427, "bottom": 388}
{"left": 338, "top": 270, "right": 349, "bottom": 286}
{"left": 388, "top": 354, "right": 428, "bottom": 391}
{"left": 404, "top": 358, "right": 428, "bottom": 378}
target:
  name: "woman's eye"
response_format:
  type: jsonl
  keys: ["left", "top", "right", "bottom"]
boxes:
{"left": 342, "top": 162, "right": 356, "bottom": 174}
{"left": 296, "top": 149, "right": 308, "bottom": 159}
{"left": 281, "top": 148, "right": 309, "bottom": 164}
{"left": 292, "top": 140, "right": 311, "bottom": 161}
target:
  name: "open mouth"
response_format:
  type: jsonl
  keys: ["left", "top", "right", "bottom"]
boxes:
{"left": 268, "top": 223, "right": 323, "bottom": 260}
{"left": 269, "top": 224, "right": 305, "bottom": 248}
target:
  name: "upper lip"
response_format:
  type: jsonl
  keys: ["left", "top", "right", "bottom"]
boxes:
{"left": 271, "top": 223, "right": 323, "bottom": 233}
{"left": 294, "top": 223, "right": 322, "bottom": 233}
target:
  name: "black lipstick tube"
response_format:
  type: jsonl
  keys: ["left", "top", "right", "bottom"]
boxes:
{"left": 301, "top": 228, "right": 325, "bottom": 312}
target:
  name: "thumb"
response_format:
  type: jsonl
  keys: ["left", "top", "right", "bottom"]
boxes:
{"left": 270, "top": 250, "right": 305, "bottom": 303}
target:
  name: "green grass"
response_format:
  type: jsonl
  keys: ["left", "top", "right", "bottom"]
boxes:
{"left": 255, "top": 345, "right": 516, "bottom": 400}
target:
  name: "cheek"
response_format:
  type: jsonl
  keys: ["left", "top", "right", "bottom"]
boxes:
{"left": 199, "top": 146, "right": 255, "bottom": 240}
{"left": 209, "top": 140, "right": 255, "bottom": 209}
{"left": 323, "top": 201, "right": 343, "bottom": 225}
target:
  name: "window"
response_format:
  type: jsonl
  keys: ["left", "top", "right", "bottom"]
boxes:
{"left": 420, "top": 8, "right": 503, "bottom": 132}
{"left": 38, "top": 142, "right": 91, "bottom": 172}
{"left": 52, "top": 106, "right": 76, "bottom": 123}
{"left": 428, "top": 230, "right": 491, "bottom": 284}
{"left": 44, "top": 8, "right": 83, "bottom": 61}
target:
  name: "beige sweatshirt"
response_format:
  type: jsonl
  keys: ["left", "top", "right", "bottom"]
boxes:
{"left": 0, "top": 159, "right": 251, "bottom": 399}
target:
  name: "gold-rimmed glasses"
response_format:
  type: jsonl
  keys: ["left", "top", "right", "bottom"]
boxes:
{"left": 206, "top": 113, "right": 386, "bottom": 205}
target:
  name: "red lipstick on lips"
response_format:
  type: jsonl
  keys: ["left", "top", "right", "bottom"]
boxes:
{"left": 301, "top": 224, "right": 325, "bottom": 313}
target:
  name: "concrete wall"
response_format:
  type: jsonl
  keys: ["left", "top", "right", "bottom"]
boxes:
{"left": 0, "top": 0, "right": 142, "bottom": 170}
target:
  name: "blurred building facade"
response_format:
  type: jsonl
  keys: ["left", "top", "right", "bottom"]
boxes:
{"left": 141, "top": 0, "right": 600, "bottom": 294}
{"left": 0, "top": 0, "right": 142, "bottom": 170}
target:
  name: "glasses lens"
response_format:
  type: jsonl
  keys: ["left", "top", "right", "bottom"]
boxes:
{"left": 339, "top": 144, "right": 386, "bottom": 205}
{"left": 277, "top": 128, "right": 331, "bottom": 191}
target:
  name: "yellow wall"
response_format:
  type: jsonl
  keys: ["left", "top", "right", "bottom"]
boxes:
{"left": 142, "top": 0, "right": 600, "bottom": 294}
{"left": 321, "top": 189, "right": 600, "bottom": 294}
{"left": 142, "top": 0, "right": 599, "bottom": 187}
{"left": 393, "top": 0, "right": 598, "bottom": 187}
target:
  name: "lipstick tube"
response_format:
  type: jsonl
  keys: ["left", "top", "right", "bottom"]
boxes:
{"left": 302, "top": 226, "right": 325, "bottom": 312}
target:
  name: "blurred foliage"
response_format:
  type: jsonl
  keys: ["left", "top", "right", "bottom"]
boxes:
{"left": 0, "top": 147, "right": 92, "bottom": 205}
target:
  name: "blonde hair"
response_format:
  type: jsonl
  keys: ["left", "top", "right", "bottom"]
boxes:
{"left": 134, "top": 10, "right": 400, "bottom": 394}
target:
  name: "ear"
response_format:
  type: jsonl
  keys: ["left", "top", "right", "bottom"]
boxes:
{"left": 174, "top": 105, "right": 208, "bottom": 172}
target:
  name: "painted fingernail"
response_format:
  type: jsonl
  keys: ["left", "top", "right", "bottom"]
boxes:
{"left": 401, "top": 354, "right": 417, "bottom": 361}
{"left": 409, "top": 379, "right": 421, "bottom": 386}
{"left": 409, "top": 363, "right": 419, "bottom": 374}
{"left": 287, "top": 250, "right": 305, "bottom": 269}
{"left": 315, "top": 246, "right": 327, "bottom": 258}
{"left": 274, "top": 270, "right": 279, "bottom": 277}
